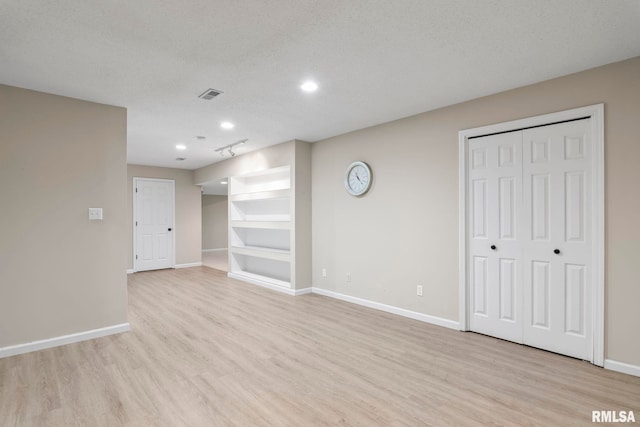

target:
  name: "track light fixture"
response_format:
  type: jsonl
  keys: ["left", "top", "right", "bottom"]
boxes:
{"left": 214, "top": 139, "right": 247, "bottom": 157}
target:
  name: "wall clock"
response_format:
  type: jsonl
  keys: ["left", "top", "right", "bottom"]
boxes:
{"left": 344, "top": 161, "right": 372, "bottom": 196}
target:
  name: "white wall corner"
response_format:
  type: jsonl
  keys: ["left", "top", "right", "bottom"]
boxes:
{"left": 0, "top": 323, "right": 130, "bottom": 359}
{"left": 311, "top": 287, "right": 459, "bottom": 330}
{"left": 604, "top": 359, "right": 640, "bottom": 378}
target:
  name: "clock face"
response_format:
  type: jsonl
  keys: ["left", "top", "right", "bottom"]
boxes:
{"left": 345, "top": 161, "right": 372, "bottom": 196}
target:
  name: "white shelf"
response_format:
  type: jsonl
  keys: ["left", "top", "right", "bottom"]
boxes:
{"left": 230, "top": 227, "right": 290, "bottom": 251}
{"left": 229, "top": 165, "right": 291, "bottom": 195}
{"left": 230, "top": 220, "right": 290, "bottom": 230}
{"left": 230, "top": 196, "right": 290, "bottom": 222}
{"left": 230, "top": 188, "right": 290, "bottom": 202}
{"left": 230, "top": 252, "right": 291, "bottom": 284}
{"left": 230, "top": 245, "right": 291, "bottom": 262}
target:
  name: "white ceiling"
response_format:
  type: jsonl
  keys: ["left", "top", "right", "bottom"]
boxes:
{"left": 2, "top": 1, "right": 640, "bottom": 170}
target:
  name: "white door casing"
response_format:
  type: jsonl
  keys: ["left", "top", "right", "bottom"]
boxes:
{"left": 133, "top": 178, "right": 175, "bottom": 272}
{"left": 459, "top": 104, "right": 604, "bottom": 366}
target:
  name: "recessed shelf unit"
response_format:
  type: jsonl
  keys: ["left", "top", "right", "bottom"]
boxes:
{"left": 228, "top": 165, "right": 296, "bottom": 290}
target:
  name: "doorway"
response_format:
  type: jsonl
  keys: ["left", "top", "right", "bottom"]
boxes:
{"left": 201, "top": 177, "right": 229, "bottom": 272}
{"left": 458, "top": 104, "right": 604, "bottom": 365}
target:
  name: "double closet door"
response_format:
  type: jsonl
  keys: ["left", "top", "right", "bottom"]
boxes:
{"left": 468, "top": 119, "right": 592, "bottom": 360}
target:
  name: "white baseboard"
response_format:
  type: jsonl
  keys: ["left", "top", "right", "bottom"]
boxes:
{"left": 604, "top": 359, "right": 640, "bottom": 377}
{"left": 311, "top": 287, "right": 459, "bottom": 330}
{"left": 294, "top": 287, "right": 313, "bottom": 296}
{"left": 228, "top": 272, "right": 299, "bottom": 296}
{"left": 126, "top": 269, "right": 134, "bottom": 274}
{"left": 202, "top": 248, "right": 227, "bottom": 253}
{"left": 0, "top": 323, "right": 130, "bottom": 359}
{"left": 174, "top": 262, "right": 202, "bottom": 269}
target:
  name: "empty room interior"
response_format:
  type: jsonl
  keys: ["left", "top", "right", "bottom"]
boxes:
{"left": 2, "top": 1, "right": 640, "bottom": 426}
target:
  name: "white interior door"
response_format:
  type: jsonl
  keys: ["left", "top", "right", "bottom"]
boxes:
{"left": 522, "top": 120, "right": 592, "bottom": 359}
{"left": 134, "top": 178, "right": 175, "bottom": 272}
{"left": 467, "top": 119, "right": 593, "bottom": 361}
{"left": 468, "top": 131, "right": 523, "bottom": 343}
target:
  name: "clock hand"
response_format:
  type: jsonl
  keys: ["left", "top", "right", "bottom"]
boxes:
{"left": 355, "top": 172, "right": 362, "bottom": 184}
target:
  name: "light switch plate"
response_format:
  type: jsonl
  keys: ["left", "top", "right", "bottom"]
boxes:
{"left": 89, "top": 207, "right": 103, "bottom": 220}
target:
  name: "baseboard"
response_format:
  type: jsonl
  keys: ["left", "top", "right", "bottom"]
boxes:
{"left": 604, "top": 359, "right": 640, "bottom": 378}
{"left": 126, "top": 269, "right": 134, "bottom": 274}
{"left": 202, "top": 248, "right": 227, "bottom": 253}
{"left": 311, "top": 287, "right": 459, "bottom": 330}
{"left": 174, "top": 262, "right": 202, "bottom": 269}
{"left": 0, "top": 323, "right": 130, "bottom": 359}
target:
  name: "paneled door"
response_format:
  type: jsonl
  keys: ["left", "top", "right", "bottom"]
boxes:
{"left": 468, "top": 131, "right": 523, "bottom": 343}
{"left": 522, "top": 120, "right": 592, "bottom": 359}
{"left": 467, "top": 118, "right": 593, "bottom": 361}
{"left": 134, "top": 178, "right": 175, "bottom": 272}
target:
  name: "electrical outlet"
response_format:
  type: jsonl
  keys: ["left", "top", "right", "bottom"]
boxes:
{"left": 88, "top": 207, "right": 103, "bottom": 220}
{"left": 417, "top": 285, "right": 423, "bottom": 296}
{"left": 346, "top": 273, "right": 351, "bottom": 283}
{"left": 322, "top": 268, "right": 327, "bottom": 278}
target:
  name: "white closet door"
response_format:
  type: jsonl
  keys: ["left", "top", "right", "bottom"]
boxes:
{"left": 468, "top": 131, "right": 523, "bottom": 343}
{"left": 522, "top": 119, "right": 592, "bottom": 360}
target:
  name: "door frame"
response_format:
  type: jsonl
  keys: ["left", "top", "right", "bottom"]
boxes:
{"left": 458, "top": 104, "right": 605, "bottom": 366}
{"left": 133, "top": 177, "right": 176, "bottom": 272}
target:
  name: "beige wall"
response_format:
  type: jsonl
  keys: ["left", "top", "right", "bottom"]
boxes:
{"left": 0, "top": 85, "right": 128, "bottom": 348}
{"left": 127, "top": 165, "right": 202, "bottom": 269}
{"left": 293, "top": 140, "right": 312, "bottom": 289}
{"left": 312, "top": 57, "right": 640, "bottom": 366}
{"left": 202, "top": 195, "right": 228, "bottom": 250}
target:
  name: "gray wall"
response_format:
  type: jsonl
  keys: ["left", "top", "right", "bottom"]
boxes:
{"left": 311, "top": 57, "right": 640, "bottom": 367}
{"left": 0, "top": 84, "right": 128, "bottom": 348}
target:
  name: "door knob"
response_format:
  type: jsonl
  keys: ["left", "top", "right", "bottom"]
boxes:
{"left": 490, "top": 245, "right": 497, "bottom": 250}
{"left": 554, "top": 249, "right": 560, "bottom": 254}
{"left": 168, "top": 228, "right": 172, "bottom": 231}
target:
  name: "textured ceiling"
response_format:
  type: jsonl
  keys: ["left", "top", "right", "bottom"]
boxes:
{"left": 1, "top": 0, "right": 640, "bottom": 171}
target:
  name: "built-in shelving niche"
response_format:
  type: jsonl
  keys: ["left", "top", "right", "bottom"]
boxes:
{"left": 228, "top": 165, "right": 294, "bottom": 289}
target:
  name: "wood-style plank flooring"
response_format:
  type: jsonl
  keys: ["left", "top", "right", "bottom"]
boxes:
{"left": 1, "top": 267, "right": 639, "bottom": 426}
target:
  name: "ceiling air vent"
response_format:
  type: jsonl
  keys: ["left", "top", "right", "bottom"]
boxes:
{"left": 198, "top": 88, "right": 223, "bottom": 100}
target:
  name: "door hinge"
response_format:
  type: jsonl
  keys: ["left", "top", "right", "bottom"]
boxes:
{"left": 135, "top": 221, "right": 138, "bottom": 226}
{"left": 135, "top": 188, "right": 138, "bottom": 192}
{"left": 136, "top": 255, "right": 138, "bottom": 260}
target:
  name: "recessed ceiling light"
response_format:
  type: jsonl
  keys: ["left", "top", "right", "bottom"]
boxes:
{"left": 301, "top": 81, "right": 318, "bottom": 92}
{"left": 221, "top": 121, "right": 234, "bottom": 130}
{"left": 176, "top": 144, "right": 187, "bottom": 150}
{"left": 220, "top": 180, "right": 228, "bottom": 185}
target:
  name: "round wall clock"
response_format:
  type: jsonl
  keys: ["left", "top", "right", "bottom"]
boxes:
{"left": 344, "top": 161, "right": 372, "bottom": 196}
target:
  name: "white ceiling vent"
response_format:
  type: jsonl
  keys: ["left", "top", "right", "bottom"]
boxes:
{"left": 198, "top": 88, "right": 223, "bottom": 100}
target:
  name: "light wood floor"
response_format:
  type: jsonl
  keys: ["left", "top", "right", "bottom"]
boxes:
{"left": 1, "top": 267, "right": 639, "bottom": 426}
